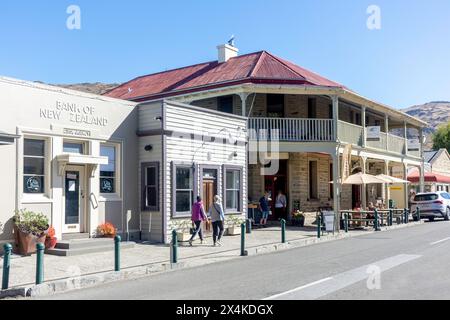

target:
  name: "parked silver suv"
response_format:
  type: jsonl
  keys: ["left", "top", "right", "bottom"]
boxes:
{"left": 411, "top": 192, "right": 450, "bottom": 221}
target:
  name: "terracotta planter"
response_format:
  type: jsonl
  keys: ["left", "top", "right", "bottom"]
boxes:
{"left": 13, "top": 226, "right": 46, "bottom": 256}
{"left": 45, "top": 237, "right": 57, "bottom": 250}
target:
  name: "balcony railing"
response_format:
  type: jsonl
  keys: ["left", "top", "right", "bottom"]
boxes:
{"left": 248, "top": 117, "right": 421, "bottom": 158}
{"left": 338, "top": 121, "right": 363, "bottom": 146}
{"left": 248, "top": 118, "right": 335, "bottom": 142}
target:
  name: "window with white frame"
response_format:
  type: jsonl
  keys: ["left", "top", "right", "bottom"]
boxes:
{"left": 23, "top": 138, "right": 46, "bottom": 194}
{"left": 224, "top": 167, "right": 242, "bottom": 212}
{"left": 100, "top": 144, "right": 117, "bottom": 194}
{"left": 141, "top": 162, "right": 159, "bottom": 211}
{"left": 63, "top": 141, "right": 85, "bottom": 154}
{"left": 173, "top": 164, "right": 194, "bottom": 216}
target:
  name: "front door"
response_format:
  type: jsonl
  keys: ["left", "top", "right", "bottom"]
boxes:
{"left": 63, "top": 166, "right": 86, "bottom": 234}
{"left": 202, "top": 180, "right": 215, "bottom": 234}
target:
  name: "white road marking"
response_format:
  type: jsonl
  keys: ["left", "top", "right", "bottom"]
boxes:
{"left": 430, "top": 237, "right": 450, "bottom": 246}
{"left": 263, "top": 277, "right": 333, "bottom": 300}
{"left": 264, "top": 254, "right": 421, "bottom": 300}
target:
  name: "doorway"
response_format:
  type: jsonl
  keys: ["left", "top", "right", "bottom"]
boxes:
{"left": 264, "top": 160, "right": 288, "bottom": 220}
{"left": 201, "top": 167, "right": 218, "bottom": 234}
{"left": 63, "top": 165, "right": 86, "bottom": 234}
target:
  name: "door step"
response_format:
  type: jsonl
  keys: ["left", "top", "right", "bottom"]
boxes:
{"left": 46, "top": 238, "right": 136, "bottom": 257}
{"left": 62, "top": 233, "right": 90, "bottom": 241}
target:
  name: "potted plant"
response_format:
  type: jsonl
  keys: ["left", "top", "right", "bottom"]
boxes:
{"left": 291, "top": 210, "right": 305, "bottom": 227}
{"left": 171, "top": 220, "right": 193, "bottom": 242}
{"left": 226, "top": 215, "right": 244, "bottom": 236}
{"left": 13, "top": 209, "right": 49, "bottom": 256}
{"left": 96, "top": 222, "right": 117, "bottom": 238}
{"left": 45, "top": 226, "right": 57, "bottom": 249}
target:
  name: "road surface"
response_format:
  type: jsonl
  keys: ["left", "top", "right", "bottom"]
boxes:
{"left": 33, "top": 220, "right": 450, "bottom": 300}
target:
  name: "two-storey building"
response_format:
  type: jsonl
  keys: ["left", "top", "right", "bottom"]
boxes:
{"left": 106, "top": 44, "right": 427, "bottom": 222}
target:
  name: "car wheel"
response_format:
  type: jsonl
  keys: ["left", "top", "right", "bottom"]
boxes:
{"left": 429, "top": 217, "right": 435, "bottom": 222}
{"left": 445, "top": 208, "right": 450, "bottom": 221}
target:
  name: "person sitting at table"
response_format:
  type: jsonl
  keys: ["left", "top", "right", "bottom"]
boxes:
{"left": 366, "top": 202, "right": 376, "bottom": 226}
{"left": 353, "top": 202, "right": 363, "bottom": 227}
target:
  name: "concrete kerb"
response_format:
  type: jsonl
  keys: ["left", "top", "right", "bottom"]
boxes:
{"left": 0, "top": 221, "right": 424, "bottom": 298}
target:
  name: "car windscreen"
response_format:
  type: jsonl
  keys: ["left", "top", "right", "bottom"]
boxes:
{"left": 414, "top": 194, "right": 439, "bottom": 201}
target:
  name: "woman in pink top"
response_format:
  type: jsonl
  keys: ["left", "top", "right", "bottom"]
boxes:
{"left": 189, "top": 196, "right": 207, "bottom": 246}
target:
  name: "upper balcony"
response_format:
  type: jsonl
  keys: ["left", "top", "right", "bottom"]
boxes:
{"left": 248, "top": 117, "right": 422, "bottom": 158}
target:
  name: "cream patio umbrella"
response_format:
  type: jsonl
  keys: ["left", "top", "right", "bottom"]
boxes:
{"left": 376, "top": 174, "right": 410, "bottom": 184}
{"left": 342, "top": 173, "right": 386, "bottom": 185}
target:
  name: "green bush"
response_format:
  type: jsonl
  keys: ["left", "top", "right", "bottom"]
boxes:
{"left": 13, "top": 209, "right": 49, "bottom": 236}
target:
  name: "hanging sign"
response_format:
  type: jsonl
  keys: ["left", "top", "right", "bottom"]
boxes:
{"left": 367, "top": 126, "right": 381, "bottom": 140}
{"left": 407, "top": 139, "right": 420, "bottom": 151}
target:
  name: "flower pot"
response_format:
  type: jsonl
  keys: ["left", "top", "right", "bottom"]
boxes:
{"left": 177, "top": 232, "right": 192, "bottom": 242}
{"left": 45, "top": 237, "right": 57, "bottom": 250}
{"left": 227, "top": 226, "right": 241, "bottom": 236}
{"left": 13, "top": 226, "right": 46, "bottom": 256}
{"left": 291, "top": 218, "right": 305, "bottom": 227}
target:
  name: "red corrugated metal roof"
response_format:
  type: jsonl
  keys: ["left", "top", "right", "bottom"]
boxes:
{"left": 104, "top": 51, "right": 345, "bottom": 101}
{"left": 408, "top": 172, "right": 450, "bottom": 184}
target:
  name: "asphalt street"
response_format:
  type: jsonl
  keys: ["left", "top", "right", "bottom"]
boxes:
{"left": 33, "top": 220, "right": 450, "bottom": 300}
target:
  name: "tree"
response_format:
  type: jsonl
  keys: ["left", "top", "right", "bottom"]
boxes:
{"left": 433, "top": 122, "right": 450, "bottom": 152}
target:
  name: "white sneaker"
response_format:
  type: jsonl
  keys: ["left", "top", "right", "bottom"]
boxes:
{"left": 217, "top": 241, "right": 223, "bottom": 247}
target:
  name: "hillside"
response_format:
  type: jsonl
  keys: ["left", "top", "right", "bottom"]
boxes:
{"left": 402, "top": 101, "right": 450, "bottom": 135}
{"left": 46, "top": 82, "right": 120, "bottom": 95}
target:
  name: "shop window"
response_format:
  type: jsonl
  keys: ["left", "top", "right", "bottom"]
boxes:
{"left": 172, "top": 164, "right": 194, "bottom": 216}
{"left": 267, "top": 94, "right": 284, "bottom": 117}
{"left": 224, "top": 167, "right": 242, "bottom": 212}
{"left": 100, "top": 144, "right": 117, "bottom": 194}
{"left": 218, "top": 96, "right": 233, "bottom": 114}
{"left": 141, "top": 162, "right": 159, "bottom": 211}
{"left": 309, "top": 161, "right": 318, "bottom": 200}
{"left": 23, "top": 138, "right": 46, "bottom": 194}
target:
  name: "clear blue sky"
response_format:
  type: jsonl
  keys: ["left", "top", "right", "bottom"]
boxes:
{"left": 1, "top": 0, "right": 449, "bottom": 109}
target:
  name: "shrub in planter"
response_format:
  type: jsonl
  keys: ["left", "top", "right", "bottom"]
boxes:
{"left": 13, "top": 210, "right": 49, "bottom": 255}
{"left": 45, "top": 226, "right": 57, "bottom": 249}
{"left": 291, "top": 210, "right": 305, "bottom": 227}
{"left": 96, "top": 222, "right": 117, "bottom": 238}
{"left": 226, "top": 215, "right": 245, "bottom": 236}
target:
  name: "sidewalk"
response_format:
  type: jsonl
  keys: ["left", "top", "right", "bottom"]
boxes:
{"left": 0, "top": 221, "right": 423, "bottom": 298}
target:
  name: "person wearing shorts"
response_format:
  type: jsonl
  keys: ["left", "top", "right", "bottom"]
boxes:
{"left": 259, "top": 191, "right": 270, "bottom": 227}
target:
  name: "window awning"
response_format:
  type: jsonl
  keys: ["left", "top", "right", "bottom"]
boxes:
{"left": 56, "top": 154, "right": 109, "bottom": 176}
{"left": 408, "top": 172, "right": 450, "bottom": 184}
{"left": 0, "top": 132, "right": 20, "bottom": 145}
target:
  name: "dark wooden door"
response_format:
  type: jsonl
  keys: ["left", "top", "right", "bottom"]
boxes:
{"left": 202, "top": 180, "right": 215, "bottom": 233}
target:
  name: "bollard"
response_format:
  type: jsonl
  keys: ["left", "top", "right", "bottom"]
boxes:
{"left": 240, "top": 223, "right": 246, "bottom": 256}
{"left": 114, "top": 235, "right": 121, "bottom": 272}
{"left": 389, "top": 209, "right": 393, "bottom": 226}
{"left": 36, "top": 242, "right": 45, "bottom": 285}
{"left": 404, "top": 209, "right": 408, "bottom": 224}
{"left": 246, "top": 219, "right": 252, "bottom": 234}
{"left": 417, "top": 207, "right": 421, "bottom": 221}
{"left": 345, "top": 213, "right": 349, "bottom": 233}
{"left": 374, "top": 209, "right": 379, "bottom": 231}
{"left": 281, "top": 219, "right": 286, "bottom": 243}
{"left": 2, "top": 243, "right": 12, "bottom": 290}
{"left": 171, "top": 230, "right": 178, "bottom": 264}
{"left": 317, "top": 216, "right": 321, "bottom": 239}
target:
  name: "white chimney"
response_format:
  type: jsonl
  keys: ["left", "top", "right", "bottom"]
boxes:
{"left": 217, "top": 44, "right": 238, "bottom": 63}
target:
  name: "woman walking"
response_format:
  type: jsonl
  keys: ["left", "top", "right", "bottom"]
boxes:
{"left": 208, "top": 195, "right": 225, "bottom": 247}
{"left": 189, "top": 196, "right": 207, "bottom": 246}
